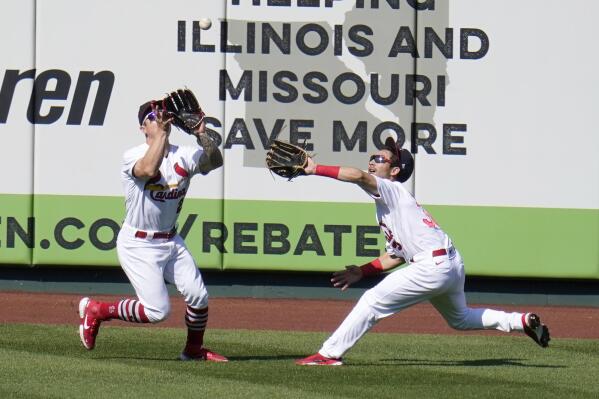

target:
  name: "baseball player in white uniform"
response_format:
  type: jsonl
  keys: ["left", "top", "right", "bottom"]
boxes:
{"left": 78, "top": 98, "right": 227, "bottom": 362}
{"left": 296, "top": 137, "right": 550, "bottom": 366}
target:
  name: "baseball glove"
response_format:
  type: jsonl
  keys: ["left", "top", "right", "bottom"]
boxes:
{"left": 162, "top": 88, "right": 205, "bottom": 134}
{"left": 265, "top": 140, "right": 309, "bottom": 180}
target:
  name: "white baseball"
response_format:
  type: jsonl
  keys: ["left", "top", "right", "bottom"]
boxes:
{"left": 199, "top": 18, "right": 212, "bottom": 30}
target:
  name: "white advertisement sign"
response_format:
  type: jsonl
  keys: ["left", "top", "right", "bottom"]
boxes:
{"left": 1, "top": 0, "right": 597, "bottom": 277}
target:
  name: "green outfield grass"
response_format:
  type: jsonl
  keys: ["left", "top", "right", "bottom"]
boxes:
{"left": 1, "top": 324, "right": 598, "bottom": 399}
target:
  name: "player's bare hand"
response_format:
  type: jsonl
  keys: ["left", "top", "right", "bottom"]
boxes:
{"left": 331, "top": 265, "right": 363, "bottom": 291}
{"left": 304, "top": 156, "right": 317, "bottom": 175}
{"left": 144, "top": 103, "right": 172, "bottom": 138}
{"left": 153, "top": 103, "right": 173, "bottom": 130}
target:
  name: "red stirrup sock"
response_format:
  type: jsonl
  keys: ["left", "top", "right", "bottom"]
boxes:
{"left": 113, "top": 299, "right": 150, "bottom": 323}
{"left": 185, "top": 306, "right": 208, "bottom": 348}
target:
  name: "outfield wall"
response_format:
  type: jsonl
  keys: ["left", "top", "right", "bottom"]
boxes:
{"left": 1, "top": 0, "right": 597, "bottom": 278}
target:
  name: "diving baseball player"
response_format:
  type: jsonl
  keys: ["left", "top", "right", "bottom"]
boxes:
{"left": 78, "top": 89, "right": 227, "bottom": 362}
{"left": 269, "top": 137, "right": 551, "bottom": 366}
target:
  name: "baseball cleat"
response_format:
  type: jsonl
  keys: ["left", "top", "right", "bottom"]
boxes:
{"left": 522, "top": 313, "right": 550, "bottom": 348}
{"left": 179, "top": 347, "right": 228, "bottom": 362}
{"left": 295, "top": 353, "right": 343, "bottom": 366}
{"left": 79, "top": 297, "right": 102, "bottom": 350}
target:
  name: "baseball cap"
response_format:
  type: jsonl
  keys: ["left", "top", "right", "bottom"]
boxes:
{"left": 383, "top": 137, "right": 414, "bottom": 183}
{"left": 138, "top": 101, "right": 152, "bottom": 125}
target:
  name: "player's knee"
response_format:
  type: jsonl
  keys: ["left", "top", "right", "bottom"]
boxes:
{"left": 144, "top": 303, "right": 171, "bottom": 323}
{"left": 355, "top": 293, "right": 384, "bottom": 325}
{"left": 445, "top": 313, "right": 473, "bottom": 330}
{"left": 187, "top": 293, "right": 209, "bottom": 309}
{"left": 361, "top": 291, "right": 388, "bottom": 316}
{"left": 184, "top": 285, "right": 209, "bottom": 309}
{"left": 447, "top": 318, "right": 468, "bottom": 330}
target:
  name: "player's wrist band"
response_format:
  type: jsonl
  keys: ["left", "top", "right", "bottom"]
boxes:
{"left": 315, "top": 165, "right": 340, "bottom": 178}
{"left": 360, "top": 258, "right": 384, "bottom": 276}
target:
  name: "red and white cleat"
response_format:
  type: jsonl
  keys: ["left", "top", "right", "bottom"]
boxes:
{"left": 79, "top": 297, "right": 102, "bottom": 350}
{"left": 295, "top": 353, "right": 343, "bottom": 366}
{"left": 179, "top": 347, "right": 229, "bottom": 362}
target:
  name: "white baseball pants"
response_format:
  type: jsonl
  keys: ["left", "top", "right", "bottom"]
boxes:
{"left": 320, "top": 249, "right": 525, "bottom": 359}
{"left": 116, "top": 224, "right": 208, "bottom": 323}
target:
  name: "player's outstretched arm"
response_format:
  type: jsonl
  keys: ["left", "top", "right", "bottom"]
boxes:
{"left": 304, "top": 157, "right": 378, "bottom": 194}
{"left": 194, "top": 130, "right": 223, "bottom": 174}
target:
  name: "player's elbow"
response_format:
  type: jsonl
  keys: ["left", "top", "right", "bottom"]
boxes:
{"left": 211, "top": 151, "right": 224, "bottom": 169}
{"left": 136, "top": 166, "right": 159, "bottom": 180}
{"left": 198, "top": 152, "right": 223, "bottom": 174}
{"left": 133, "top": 161, "right": 159, "bottom": 180}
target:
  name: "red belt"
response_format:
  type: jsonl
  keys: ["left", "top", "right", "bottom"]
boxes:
{"left": 410, "top": 248, "right": 448, "bottom": 263}
{"left": 135, "top": 229, "right": 176, "bottom": 239}
{"left": 431, "top": 248, "right": 447, "bottom": 257}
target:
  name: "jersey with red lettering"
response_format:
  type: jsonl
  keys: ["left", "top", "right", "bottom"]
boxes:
{"left": 368, "top": 176, "right": 449, "bottom": 261}
{"left": 121, "top": 144, "right": 204, "bottom": 232}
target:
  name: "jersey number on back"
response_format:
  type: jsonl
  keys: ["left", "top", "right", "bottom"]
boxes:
{"left": 379, "top": 221, "right": 402, "bottom": 250}
{"left": 418, "top": 204, "right": 440, "bottom": 229}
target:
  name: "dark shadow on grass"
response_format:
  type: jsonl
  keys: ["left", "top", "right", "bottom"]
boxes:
{"left": 373, "top": 358, "right": 566, "bottom": 368}
{"left": 94, "top": 356, "right": 182, "bottom": 362}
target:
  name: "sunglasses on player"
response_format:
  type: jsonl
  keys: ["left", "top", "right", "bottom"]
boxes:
{"left": 141, "top": 112, "right": 157, "bottom": 125}
{"left": 143, "top": 110, "right": 206, "bottom": 126}
{"left": 369, "top": 154, "right": 392, "bottom": 164}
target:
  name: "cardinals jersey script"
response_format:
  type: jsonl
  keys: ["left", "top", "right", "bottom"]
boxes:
{"left": 121, "top": 143, "right": 204, "bottom": 232}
